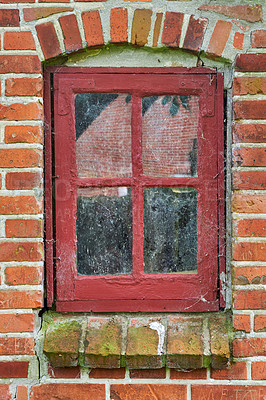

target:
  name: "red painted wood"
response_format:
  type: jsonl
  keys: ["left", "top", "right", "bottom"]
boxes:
{"left": 54, "top": 76, "right": 76, "bottom": 301}
{"left": 49, "top": 68, "right": 224, "bottom": 312}
{"left": 44, "top": 70, "right": 54, "bottom": 307}
{"left": 217, "top": 73, "right": 226, "bottom": 308}
{"left": 132, "top": 95, "right": 143, "bottom": 277}
{"left": 47, "top": 66, "right": 216, "bottom": 75}
{"left": 57, "top": 299, "right": 218, "bottom": 312}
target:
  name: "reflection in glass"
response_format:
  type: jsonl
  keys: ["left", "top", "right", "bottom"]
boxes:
{"left": 144, "top": 187, "right": 198, "bottom": 274}
{"left": 75, "top": 93, "right": 132, "bottom": 178}
{"left": 76, "top": 187, "right": 132, "bottom": 275}
{"left": 142, "top": 95, "right": 199, "bottom": 177}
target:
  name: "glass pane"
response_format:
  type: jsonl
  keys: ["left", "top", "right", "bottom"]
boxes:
{"left": 76, "top": 187, "right": 132, "bottom": 275}
{"left": 142, "top": 96, "right": 199, "bottom": 177}
{"left": 144, "top": 187, "right": 197, "bottom": 274}
{"left": 75, "top": 93, "right": 132, "bottom": 178}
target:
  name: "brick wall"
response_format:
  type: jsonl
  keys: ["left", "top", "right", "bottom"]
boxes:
{"left": 0, "top": 0, "right": 265, "bottom": 399}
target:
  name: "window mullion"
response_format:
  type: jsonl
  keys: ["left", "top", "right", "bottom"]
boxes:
{"left": 131, "top": 95, "right": 144, "bottom": 277}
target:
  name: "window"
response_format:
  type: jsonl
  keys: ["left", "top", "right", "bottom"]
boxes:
{"left": 45, "top": 68, "right": 225, "bottom": 312}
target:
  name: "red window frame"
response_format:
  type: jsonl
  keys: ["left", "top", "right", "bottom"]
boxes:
{"left": 44, "top": 67, "right": 225, "bottom": 312}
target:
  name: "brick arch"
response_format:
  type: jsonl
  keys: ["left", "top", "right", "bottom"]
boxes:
{"left": 32, "top": 8, "right": 248, "bottom": 62}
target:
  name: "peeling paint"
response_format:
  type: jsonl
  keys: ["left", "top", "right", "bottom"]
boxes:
{"left": 149, "top": 321, "right": 165, "bottom": 355}
{"left": 220, "top": 272, "right": 226, "bottom": 302}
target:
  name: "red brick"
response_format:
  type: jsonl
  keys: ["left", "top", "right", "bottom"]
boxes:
{"left": 252, "top": 30, "right": 266, "bottom": 48}
{"left": 0, "top": 337, "right": 34, "bottom": 355}
{"left": 233, "top": 219, "right": 266, "bottom": 237}
{"left": 233, "top": 314, "right": 250, "bottom": 332}
{"left": 233, "top": 171, "right": 266, "bottom": 189}
{"left": 6, "top": 78, "right": 42, "bottom": 97}
{"left": 235, "top": 100, "right": 266, "bottom": 120}
{"left": 0, "top": 196, "right": 42, "bottom": 215}
{"left": 161, "top": 12, "right": 184, "bottom": 48}
{"left": 233, "top": 338, "right": 266, "bottom": 357}
{"left": 252, "top": 362, "right": 266, "bottom": 380}
{"left": 48, "top": 365, "right": 80, "bottom": 379}
{"left": 111, "top": 385, "right": 186, "bottom": 400}
{"left": 233, "top": 242, "right": 266, "bottom": 261}
{"left": 231, "top": 194, "right": 266, "bottom": 213}
{"left": 89, "top": 368, "right": 125, "bottom": 379}
{"left": 170, "top": 368, "right": 207, "bottom": 380}
{"left": 198, "top": 5, "right": 262, "bottom": 23}
{"left": 233, "top": 32, "right": 244, "bottom": 49}
{"left": 59, "top": 14, "right": 82, "bottom": 52}
{"left": 211, "top": 362, "right": 247, "bottom": 380}
{"left": 0, "top": 291, "right": 42, "bottom": 309}
{"left": 0, "top": 385, "right": 11, "bottom": 400}
{"left": 110, "top": 8, "right": 127, "bottom": 44}
{"left": 192, "top": 385, "right": 266, "bottom": 400}
{"left": 0, "top": 242, "right": 43, "bottom": 262}
{"left": 153, "top": 13, "right": 163, "bottom": 47}
{"left": 30, "top": 384, "right": 105, "bottom": 400}
{"left": 44, "top": 320, "right": 81, "bottom": 367}
{"left": 183, "top": 15, "right": 208, "bottom": 52}
{"left": 233, "top": 266, "right": 266, "bottom": 285}
{"left": 0, "top": 149, "right": 42, "bottom": 168}
{"left": 0, "top": 313, "right": 34, "bottom": 332}
{"left": 36, "top": 22, "right": 61, "bottom": 59}
{"left": 126, "top": 317, "right": 163, "bottom": 369}
{"left": 130, "top": 368, "right": 166, "bottom": 379}
{"left": 0, "top": 9, "right": 19, "bottom": 26}
{"left": 131, "top": 9, "right": 152, "bottom": 47}
{"left": 16, "top": 386, "right": 28, "bottom": 400}
{"left": 0, "top": 361, "right": 28, "bottom": 378}
{"left": 233, "top": 124, "right": 266, "bottom": 143}
{"left": 0, "top": 56, "right": 41, "bottom": 74}
{"left": 254, "top": 315, "right": 266, "bottom": 332}
{"left": 236, "top": 53, "right": 266, "bottom": 72}
{"left": 234, "top": 291, "right": 266, "bottom": 310}
{"left": 233, "top": 77, "right": 266, "bottom": 96}
{"left": 24, "top": 7, "right": 73, "bottom": 22}
{"left": 85, "top": 317, "right": 122, "bottom": 368}
{"left": 5, "top": 126, "right": 43, "bottom": 144}
{"left": 82, "top": 11, "right": 104, "bottom": 48}
{"left": 6, "top": 219, "right": 42, "bottom": 238}
{"left": 6, "top": 172, "right": 42, "bottom": 190}
{"left": 207, "top": 20, "right": 232, "bottom": 57}
{"left": 167, "top": 316, "right": 203, "bottom": 370}
{"left": 232, "top": 148, "right": 266, "bottom": 167}
{"left": 6, "top": 171, "right": 40, "bottom": 190}
{"left": 232, "top": 20, "right": 250, "bottom": 33}
{"left": 0, "top": 102, "right": 42, "bottom": 121}
{"left": 5, "top": 266, "right": 42, "bottom": 285}
{"left": 4, "top": 32, "right": 35, "bottom": 50}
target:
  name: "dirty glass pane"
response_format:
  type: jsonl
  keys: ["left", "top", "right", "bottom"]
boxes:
{"left": 144, "top": 187, "right": 197, "bottom": 273}
{"left": 142, "top": 96, "right": 199, "bottom": 177}
{"left": 76, "top": 187, "right": 132, "bottom": 275}
{"left": 75, "top": 93, "right": 132, "bottom": 178}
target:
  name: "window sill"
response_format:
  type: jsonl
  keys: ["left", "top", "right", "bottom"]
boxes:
{"left": 42, "top": 312, "right": 232, "bottom": 370}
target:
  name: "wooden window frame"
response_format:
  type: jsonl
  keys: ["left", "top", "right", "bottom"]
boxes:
{"left": 44, "top": 67, "right": 225, "bottom": 312}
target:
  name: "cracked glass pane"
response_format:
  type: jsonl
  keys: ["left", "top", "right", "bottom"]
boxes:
{"left": 142, "top": 95, "right": 199, "bottom": 177}
{"left": 75, "top": 93, "right": 132, "bottom": 178}
{"left": 144, "top": 187, "right": 198, "bottom": 274}
{"left": 76, "top": 187, "right": 132, "bottom": 275}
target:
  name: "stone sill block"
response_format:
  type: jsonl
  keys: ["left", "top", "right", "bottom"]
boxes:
{"left": 42, "top": 312, "right": 232, "bottom": 370}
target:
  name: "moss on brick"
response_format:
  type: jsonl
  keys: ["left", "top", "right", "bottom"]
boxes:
{"left": 84, "top": 318, "right": 122, "bottom": 368}
{"left": 43, "top": 318, "right": 82, "bottom": 367}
